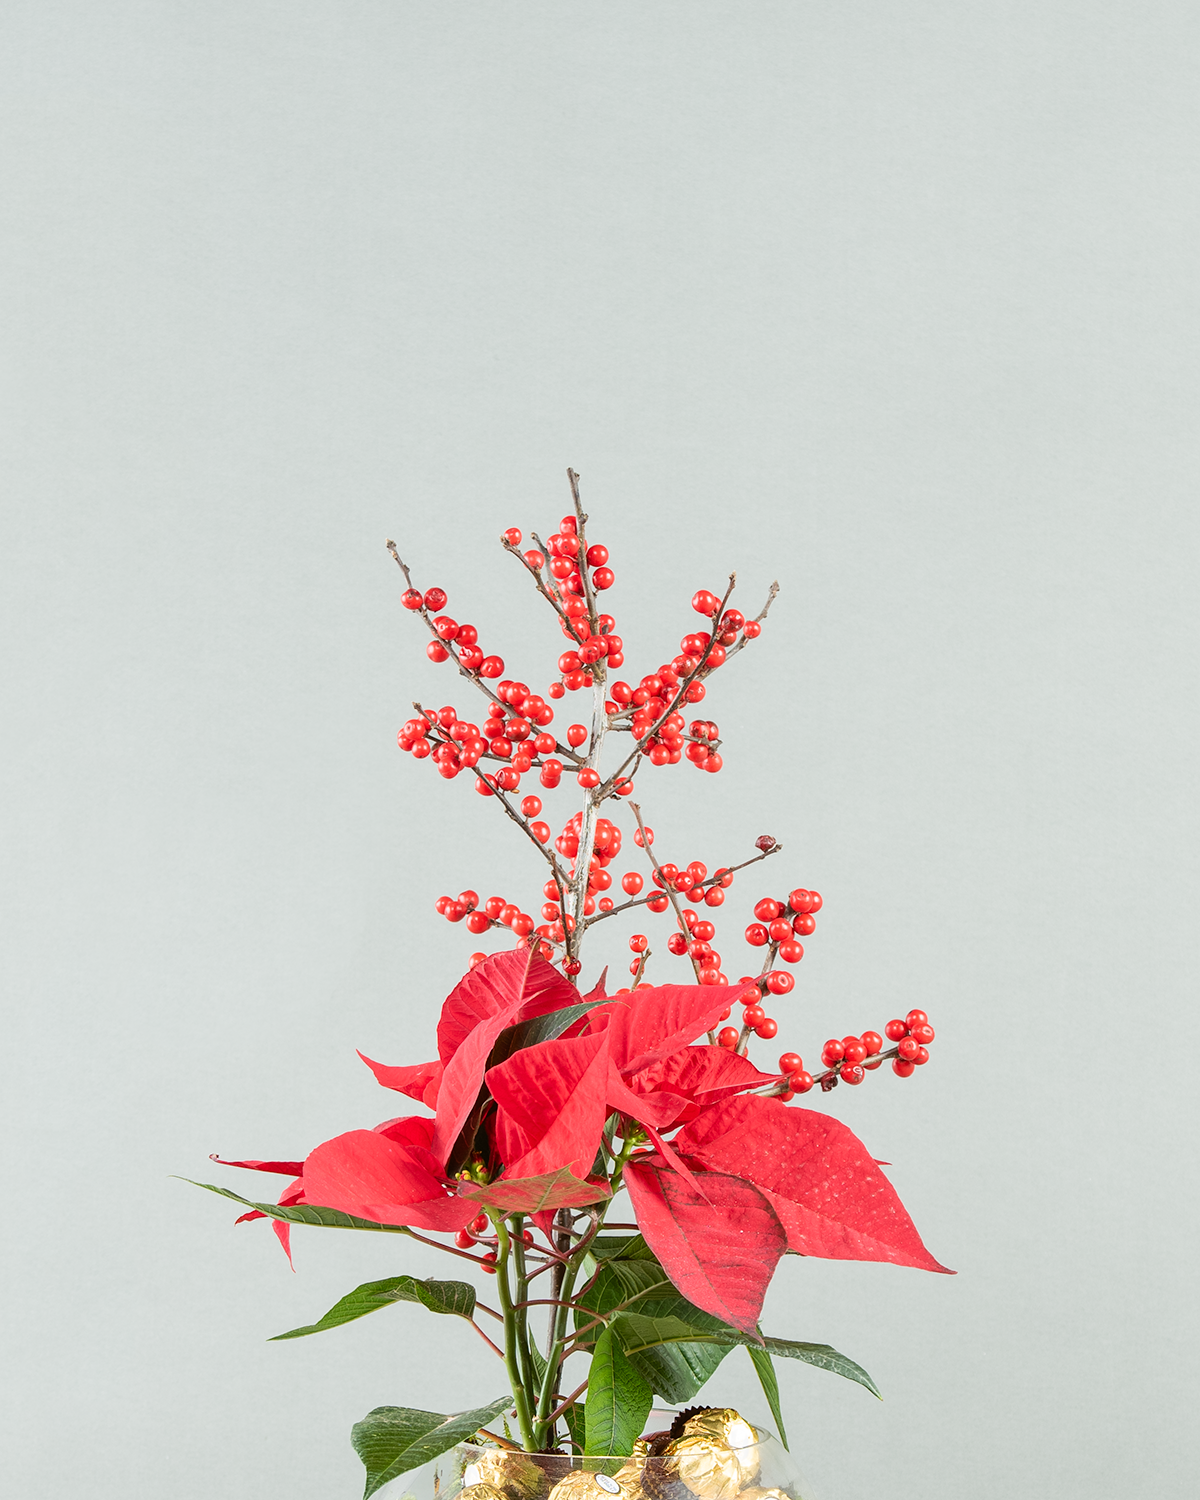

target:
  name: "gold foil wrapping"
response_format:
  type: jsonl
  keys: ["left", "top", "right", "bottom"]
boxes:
{"left": 548, "top": 1470, "right": 632, "bottom": 1500}
{"left": 637, "top": 1406, "right": 764, "bottom": 1500}
{"left": 459, "top": 1485, "right": 512, "bottom": 1500}
{"left": 463, "top": 1453, "right": 552, "bottom": 1500}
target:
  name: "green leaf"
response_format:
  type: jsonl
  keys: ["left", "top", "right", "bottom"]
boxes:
{"left": 270, "top": 1276, "right": 476, "bottom": 1340}
{"left": 589, "top": 1234, "right": 657, "bottom": 1262}
{"left": 182, "top": 1180, "right": 415, "bottom": 1236}
{"left": 760, "top": 1337, "right": 882, "bottom": 1400}
{"left": 574, "top": 1260, "right": 677, "bottom": 1347}
{"left": 746, "top": 1344, "right": 788, "bottom": 1449}
{"left": 351, "top": 1398, "right": 513, "bottom": 1499}
{"left": 563, "top": 1400, "right": 586, "bottom": 1455}
{"left": 610, "top": 1313, "right": 881, "bottom": 1401}
{"left": 584, "top": 1327, "right": 654, "bottom": 1458}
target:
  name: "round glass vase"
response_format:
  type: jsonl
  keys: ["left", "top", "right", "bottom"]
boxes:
{"left": 424, "top": 1415, "right": 818, "bottom": 1500}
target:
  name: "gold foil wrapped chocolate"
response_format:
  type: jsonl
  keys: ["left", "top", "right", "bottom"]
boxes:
{"left": 462, "top": 1452, "right": 551, "bottom": 1500}
{"left": 458, "top": 1484, "right": 512, "bottom": 1500}
{"left": 660, "top": 1407, "right": 761, "bottom": 1500}
{"left": 737, "top": 1489, "right": 789, "bottom": 1500}
{"left": 548, "top": 1470, "right": 632, "bottom": 1500}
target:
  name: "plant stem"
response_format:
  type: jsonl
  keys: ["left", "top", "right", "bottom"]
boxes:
{"left": 493, "top": 1219, "right": 538, "bottom": 1450}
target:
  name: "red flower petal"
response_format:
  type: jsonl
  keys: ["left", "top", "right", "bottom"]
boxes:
{"left": 589, "top": 985, "right": 735, "bottom": 1076}
{"left": 436, "top": 950, "right": 578, "bottom": 1064}
{"left": 486, "top": 1032, "right": 611, "bottom": 1180}
{"left": 209, "top": 1156, "right": 305, "bottom": 1176}
{"left": 374, "top": 1115, "right": 437, "bottom": 1149}
{"left": 301, "top": 1129, "right": 473, "bottom": 1233}
{"left": 631, "top": 1045, "right": 778, "bottom": 1106}
{"left": 460, "top": 1168, "right": 611, "bottom": 1215}
{"left": 358, "top": 1054, "right": 443, "bottom": 1110}
{"left": 431, "top": 951, "right": 582, "bottom": 1168}
{"left": 675, "top": 1095, "right": 953, "bottom": 1274}
{"left": 625, "top": 1155, "right": 786, "bottom": 1335}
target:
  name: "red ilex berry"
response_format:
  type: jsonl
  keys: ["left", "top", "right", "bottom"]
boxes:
{"left": 427, "top": 640, "right": 449, "bottom": 663}
{"left": 789, "top": 1070, "right": 814, "bottom": 1094}
{"left": 885, "top": 1019, "right": 908, "bottom": 1041}
{"left": 755, "top": 834, "right": 776, "bottom": 851}
{"left": 401, "top": 588, "right": 423, "bottom": 610}
{"left": 691, "top": 589, "right": 720, "bottom": 617}
{"left": 778, "top": 940, "right": 804, "bottom": 964}
{"left": 841, "top": 1038, "right": 867, "bottom": 1065}
{"left": 480, "top": 655, "right": 505, "bottom": 678}
{"left": 423, "top": 587, "right": 447, "bottom": 610}
{"left": 765, "top": 970, "right": 793, "bottom": 995}
{"left": 792, "top": 912, "right": 816, "bottom": 936}
{"left": 754, "top": 898, "right": 782, "bottom": 922}
{"left": 503, "top": 527, "right": 522, "bottom": 546}
{"left": 822, "top": 1039, "right": 846, "bottom": 1064}
{"left": 717, "top": 1027, "right": 739, "bottom": 1050}
{"left": 454, "top": 1230, "right": 475, "bottom": 1249}
{"left": 530, "top": 821, "right": 550, "bottom": 843}
{"left": 742, "top": 1003, "right": 766, "bottom": 1027}
{"left": 521, "top": 795, "right": 542, "bottom": 817}
{"left": 913, "top": 1045, "right": 930, "bottom": 1065}
{"left": 754, "top": 1017, "right": 778, "bottom": 1039}
{"left": 524, "top": 549, "right": 545, "bottom": 569}
{"left": 563, "top": 958, "right": 582, "bottom": 975}
{"left": 621, "top": 871, "right": 643, "bottom": 895}
{"left": 841, "top": 1063, "right": 865, "bottom": 1085}
{"left": 593, "top": 567, "right": 615, "bottom": 590}
{"left": 897, "top": 1036, "right": 920, "bottom": 1061}
{"left": 466, "top": 911, "right": 490, "bottom": 934}
{"left": 893, "top": 1058, "right": 916, "bottom": 1078}
{"left": 586, "top": 543, "right": 609, "bottom": 566}
{"left": 667, "top": 931, "right": 688, "bottom": 955}
{"left": 778, "top": 1052, "right": 803, "bottom": 1075}
{"left": 646, "top": 894, "right": 669, "bottom": 913}
{"left": 767, "top": 918, "right": 793, "bottom": 943}
{"left": 577, "top": 768, "right": 600, "bottom": 788}
{"left": 861, "top": 1031, "right": 883, "bottom": 1056}
{"left": 911, "top": 1021, "right": 935, "bottom": 1045}
{"left": 481, "top": 1252, "right": 497, "bottom": 1275}
{"left": 906, "top": 1008, "right": 929, "bottom": 1030}
{"left": 629, "top": 933, "right": 649, "bottom": 953}
{"left": 742, "top": 619, "right": 762, "bottom": 638}
{"left": 566, "top": 724, "right": 588, "bottom": 747}
{"left": 744, "top": 923, "right": 769, "bottom": 947}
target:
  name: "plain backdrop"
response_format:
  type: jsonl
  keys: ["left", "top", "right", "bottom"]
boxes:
{"left": 2, "top": 4, "right": 1198, "bottom": 1498}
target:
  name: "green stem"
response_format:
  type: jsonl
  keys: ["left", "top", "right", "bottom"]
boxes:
{"left": 531, "top": 1135, "right": 639, "bottom": 1449}
{"left": 510, "top": 1215, "right": 536, "bottom": 1399}
{"left": 493, "top": 1219, "right": 538, "bottom": 1451}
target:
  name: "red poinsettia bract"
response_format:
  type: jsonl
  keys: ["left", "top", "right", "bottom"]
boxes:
{"left": 220, "top": 949, "right": 949, "bottom": 1327}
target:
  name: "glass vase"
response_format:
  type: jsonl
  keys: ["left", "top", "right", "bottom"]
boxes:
{"left": 408, "top": 1411, "right": 817, "bottom": 1500}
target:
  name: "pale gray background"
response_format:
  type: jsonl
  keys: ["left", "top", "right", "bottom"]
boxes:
{"left": 2, "top": 4, "right": 1197, "bottom": 1497}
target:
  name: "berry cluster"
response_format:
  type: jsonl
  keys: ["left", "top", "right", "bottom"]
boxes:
{"left": 389, "top": 471, "right": 937, "bottom": 1102}
{"left": 885, "top": 1009, "right": 937, "bottom": 1077}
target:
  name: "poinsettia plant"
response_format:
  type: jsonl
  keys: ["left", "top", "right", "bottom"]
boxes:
{"left": 191, "top": 472, "right": 949, "bottom": 1497}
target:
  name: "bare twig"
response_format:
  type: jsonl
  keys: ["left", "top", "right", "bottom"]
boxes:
{"left": 599, "top": 572, "right": 738, "bottom": 797}
{"left": 627, "top": 802, "right": 705, "bottom": 985}
{"left": 386, "top": 540, "right": 506, "bottom": 712}
{"left": 723, "top": 578, "right": 781, "bottom": 661}
{"left": 584, "top": 842, "right": 782, "bottom": 928}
